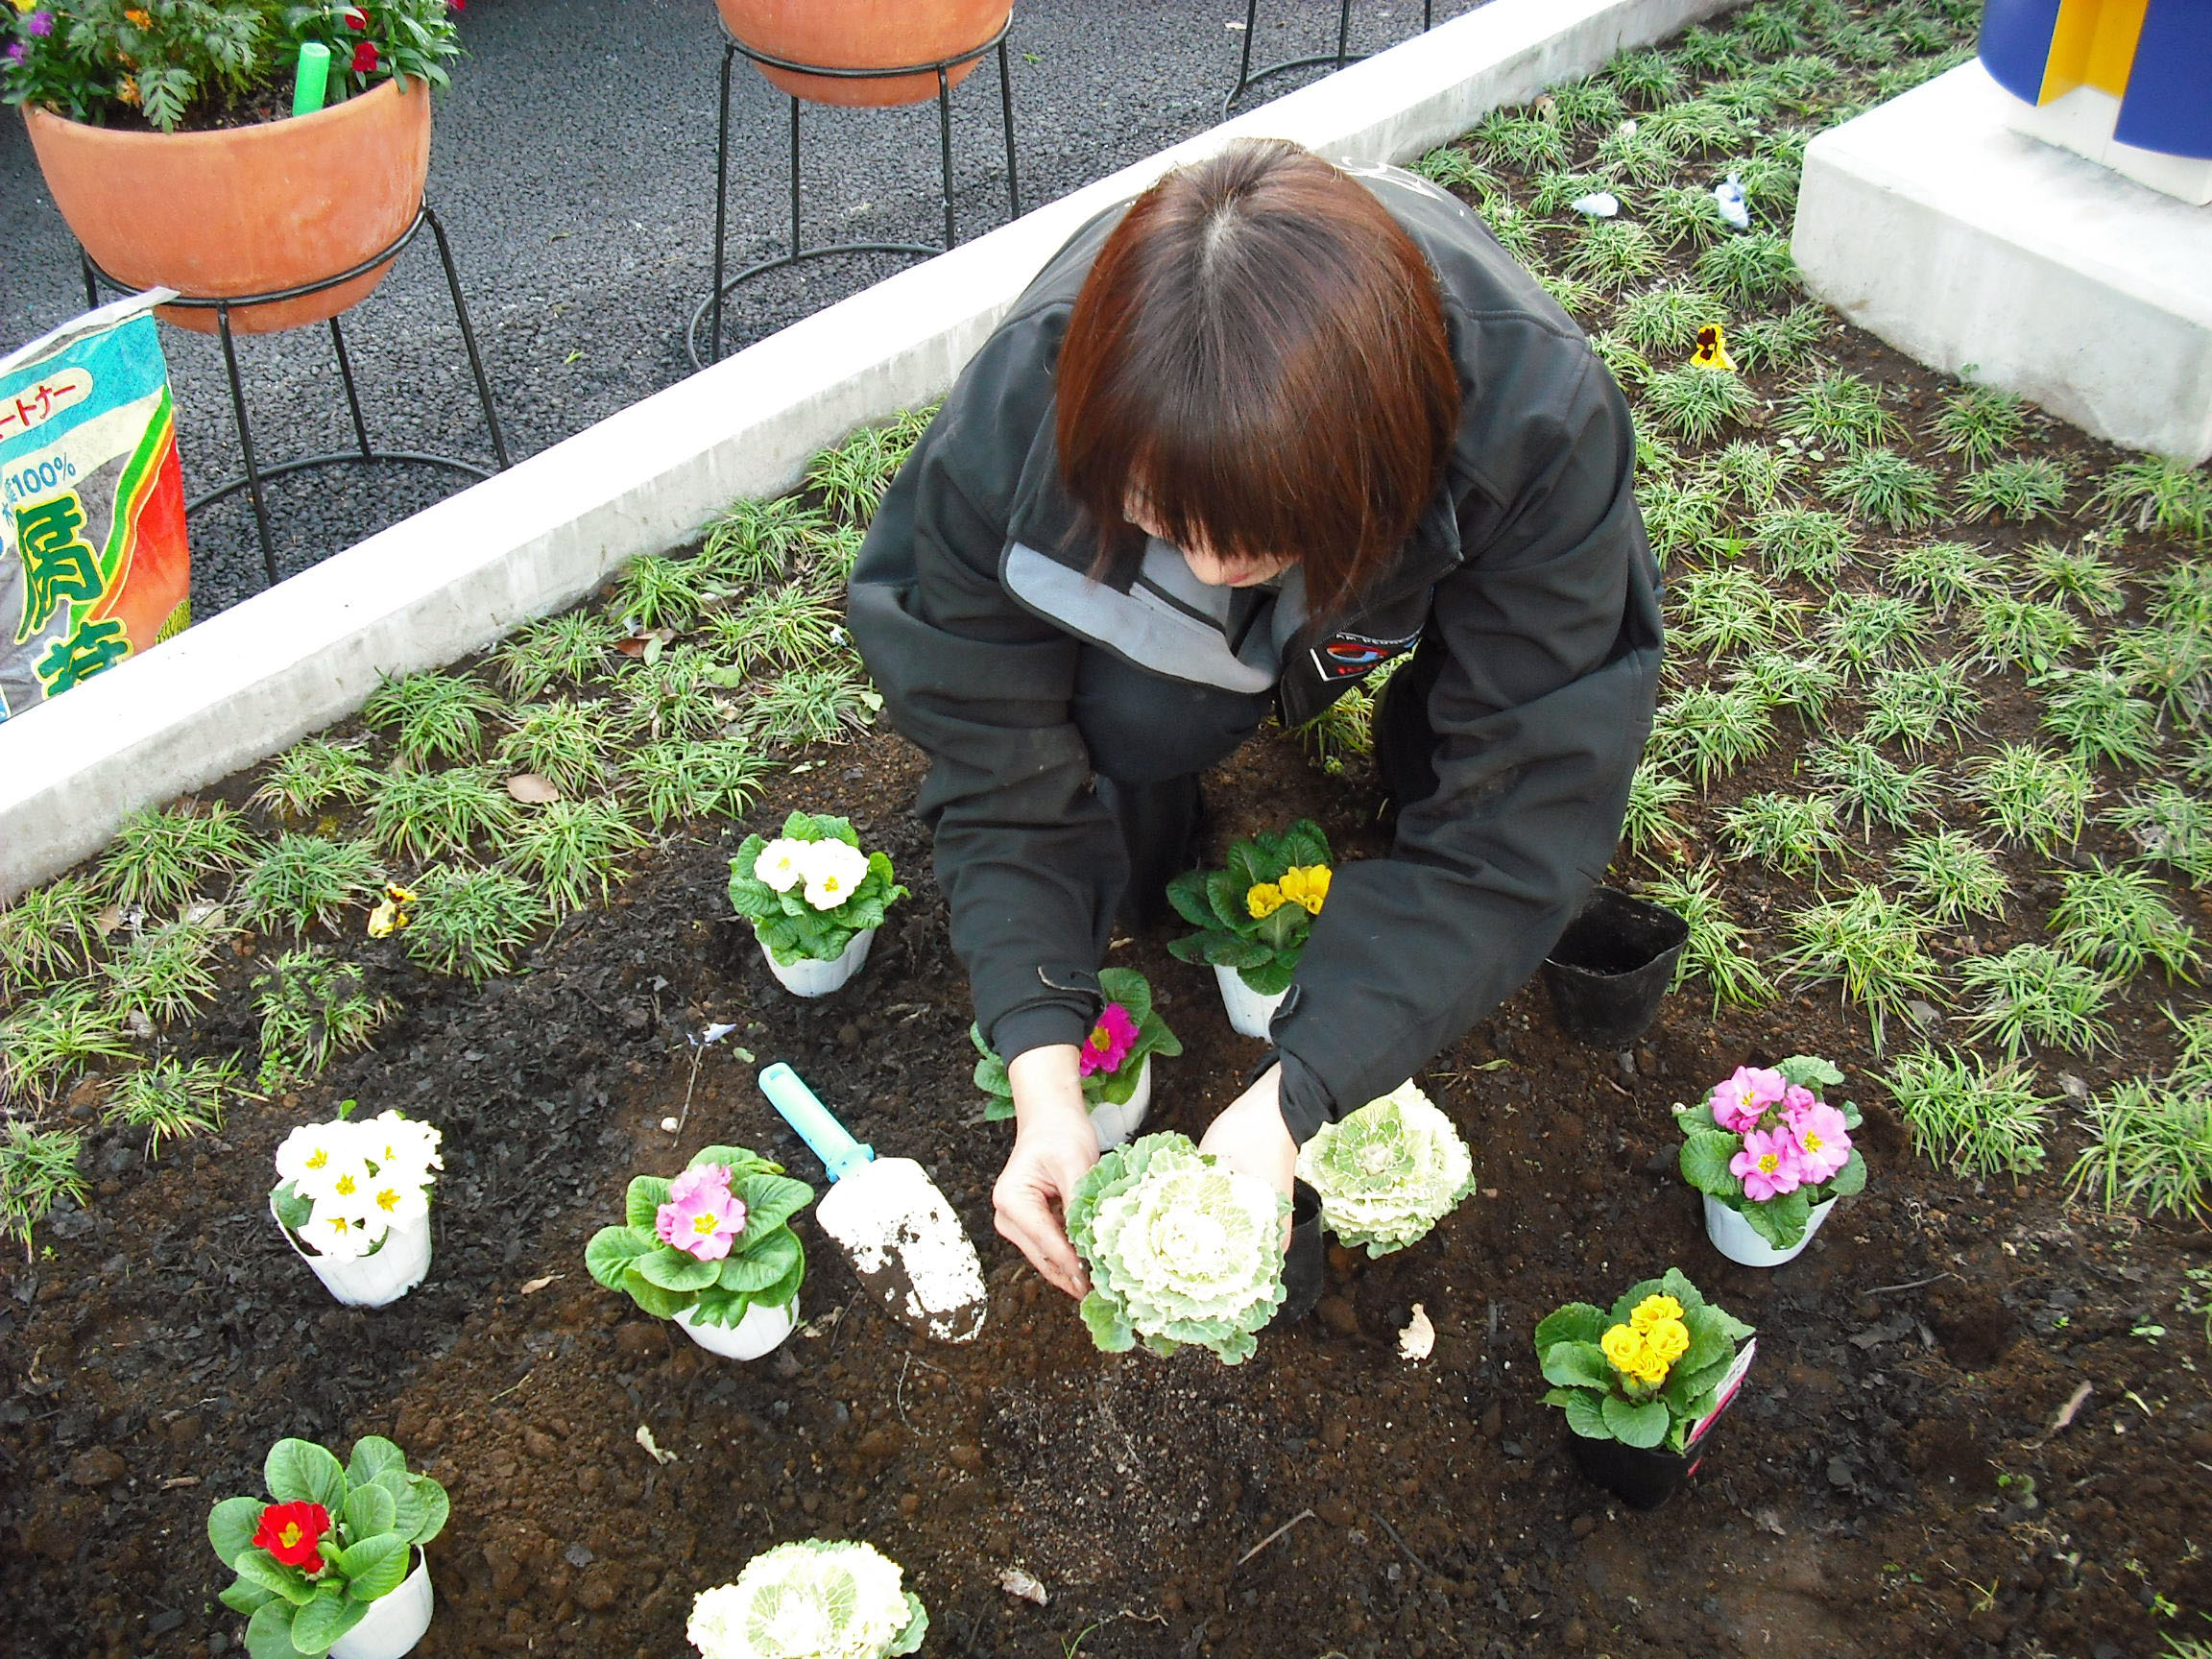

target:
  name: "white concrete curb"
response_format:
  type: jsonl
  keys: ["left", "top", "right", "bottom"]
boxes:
{"left": 0, "top": 0, "right": 1729, "bottom": 902}
{"left": 1793, "top": 62, "right": 2212, "bottom": 465}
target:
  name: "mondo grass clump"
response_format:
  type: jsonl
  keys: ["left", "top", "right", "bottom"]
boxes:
{"left": 252, "top": 948, "right": 394, "bottom": 1090}
{"left": 1779, "top": 883, "right": 1942, "bottom": 1050}
{"left": 1956, "top": 945, "right": 2115, "bottom": 1058}
{"left": 104, "top": 1054, "right": 236, "bottom": 1159}
{"left": 405, "top": 866, "right": 550, "bottom": 981}
{"left": 362, "top": 671, "right": 500, "bottom": 767}
{"left": 1880, "top": 1046, "right": 2054, "bottom": 1179}
{"left": 0, "top": 1124, "right": 88, "bottom": 1259}
{"left": 2050, "top": 863, "right": 2200, "bottom": 979}
{"left": 98, "top": 803, "right": 258, "bottom": 915}
{"left": 1642, "top": 863, "right": 1775, "bottom": 1009}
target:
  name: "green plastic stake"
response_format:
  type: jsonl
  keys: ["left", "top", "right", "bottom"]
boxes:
{"left": 291, "top": 43, "right": 330, "bottom": 116}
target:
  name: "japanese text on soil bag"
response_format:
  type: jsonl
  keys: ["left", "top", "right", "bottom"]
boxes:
{"left": 1, "top": 290, "right": 190, "bottom": 721}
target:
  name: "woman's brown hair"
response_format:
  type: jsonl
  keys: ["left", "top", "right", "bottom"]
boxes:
{"left": 1056, "top": 138, "right": 1458, "bottom": 616}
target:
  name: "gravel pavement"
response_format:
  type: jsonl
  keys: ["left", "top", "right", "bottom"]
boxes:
{"left": 1, "top": 0, "right": 1484, "bottom": 619}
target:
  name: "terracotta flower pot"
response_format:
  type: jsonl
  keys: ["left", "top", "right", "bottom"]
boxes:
{"left": 22, "top": 78, "right": 433, "bottom": 336}
{"left": 714, "top": 0, "right": 1012, "bottom": 107}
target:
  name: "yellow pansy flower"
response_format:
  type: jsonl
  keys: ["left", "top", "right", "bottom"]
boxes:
{"left": 1629, "top": 1293, "right": 1683, "bottom": 1333}
{"left": 1245, "top": 881, "right": 1285, "bottom": 920}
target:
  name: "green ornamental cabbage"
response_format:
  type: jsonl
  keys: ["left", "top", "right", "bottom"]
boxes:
{"left": 1296, "top": 1080, "right": 1477, "bottom": 1256}
{"left": 1067, "top": 1132, "right": 1288, "bottom": 1365}
{"left": 685, "top": 1538, "right": 926, "bottom": 1659}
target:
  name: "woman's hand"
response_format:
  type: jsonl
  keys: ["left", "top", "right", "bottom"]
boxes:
{"left": 992, "top": 1044, "right": 1098, "bottom": 1299}
{"left": 1198, "top": 1063, "right": 1297, "bottom": 1220}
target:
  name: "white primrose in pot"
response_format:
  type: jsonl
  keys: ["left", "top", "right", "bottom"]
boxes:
{"left": 587, "top": 1145, "right": 814, "bottom": 1360}
{"left": 1066, "top": 1131, "right": 1288, "bottom": 1365}
{"left": 1675, "top": 1055, "right": 1865, "bottom": 1267}
{"left": 270, "top": 1105, "right": 442, "bottom": 1309}
{"left": 970, "top": 966, "right": 1184, "bottom": 1149}
{"left": 728, "top": 812, "right": 908, "bottom": 997}
{"left": 1296, "top": 1080, "right": 1477, "bottom": 1257}
{"left": 688, "top": 1539, "right": 927, "bottom": 1659}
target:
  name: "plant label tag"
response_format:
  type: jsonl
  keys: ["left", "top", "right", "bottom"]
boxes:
{"left": 1685, "top": 1337, "right": 1756, "bottom": 1447}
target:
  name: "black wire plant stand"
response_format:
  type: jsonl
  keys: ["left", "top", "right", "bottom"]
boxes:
{"left": 1223, "top": 0, "right": 1435, "bottom": 114}
{"left": 79, "top": 202, "right": 509, "bottom": 592}
{"left": 687, "top": 20, "right": 1022, "bottom": 370}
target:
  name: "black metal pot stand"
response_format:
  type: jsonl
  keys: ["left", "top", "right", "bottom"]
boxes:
{"left": 78, "top": 203, "right": 509, "bottom": 592}
{"left": 1224, "top": 0, "right": 1435, "bottom": 115}
{"left": 689, "top": 21, "right": 1022, "bottom": 370}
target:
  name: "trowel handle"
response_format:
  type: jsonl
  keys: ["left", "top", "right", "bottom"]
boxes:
{"left": 758, "top": 1063, "right": 874, "bottom": 1183}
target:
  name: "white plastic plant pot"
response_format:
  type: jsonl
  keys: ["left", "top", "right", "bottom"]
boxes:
{"left": 272, "top": 1195, "right": 432, "bottom": 1309}
{"left": 1702, "top": 1192, "right": 1838, "bottom": 1267}
{"left": 676, "top": 1296, "right": 800, "bottom": 1360}
{"left": 1214, "top": 963, "right": 1288, "bottom": 1039}
{"left": 1087, "top": 1056, "right": 1152, "bottom": 1151}
{"left": 328, "top": 1549, "right": 434, "bottom": 1659}
{"left": 759, "top": 926, "right": 876, "bottom": 998}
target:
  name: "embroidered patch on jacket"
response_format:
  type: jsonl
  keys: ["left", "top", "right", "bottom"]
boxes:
{"left": 1310, "top": 629, "right": 1417, "bottom": 682}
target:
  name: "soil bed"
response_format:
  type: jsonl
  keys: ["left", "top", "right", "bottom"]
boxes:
{"left": 6, "top": 4, "right": 2212, "bottom": 1657}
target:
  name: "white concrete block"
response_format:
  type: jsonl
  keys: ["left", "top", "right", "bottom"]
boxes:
{"left": 1793, "top": 62, "right": 2212, "bottom": 465}
{"left": 2004, "top": 84, "right": 2212, "bottom": 207}
{"left": 0, "top": 0, "right": 1732, "bottom": 900}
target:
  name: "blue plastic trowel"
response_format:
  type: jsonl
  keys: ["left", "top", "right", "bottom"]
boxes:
{"left": 758, "top": 1062, "right": 988, "bottom": 1344}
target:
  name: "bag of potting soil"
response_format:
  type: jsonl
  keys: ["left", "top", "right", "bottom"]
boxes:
{"left": 0, "top": 289, "right": 190, "bottom": 723}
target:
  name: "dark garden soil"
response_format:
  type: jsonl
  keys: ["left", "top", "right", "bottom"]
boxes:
{"left": 5, "top": 700, "right": 2210, "bottom": 1659}
{"left": 9, "top": 5, "right": 2212, "bottom": 1656}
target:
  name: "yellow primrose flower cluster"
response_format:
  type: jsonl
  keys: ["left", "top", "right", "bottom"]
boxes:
{"left": 1246, "top": 863, "right": 1332, "bottom": 920}
{"left": 1601, "top": 1294, "right": 1692, "bottom": 1388}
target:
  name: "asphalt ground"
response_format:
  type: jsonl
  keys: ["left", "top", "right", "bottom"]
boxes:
{"left": 1, "top": 0, "right": 1484, "bottom": 620}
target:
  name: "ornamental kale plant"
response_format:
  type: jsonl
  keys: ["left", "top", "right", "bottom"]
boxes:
{"left": 587, "top": 1145, "right": 812, "bottom": 1331}
{"left": 1067, "top": 1132, "right": 1287, "bottom": 1365}
{"left": 270, "top": 1104, "right": 442, "bottom": 1261}
{"left": 727, "top": 812, "right": 907, "bottom": 967}
{"left": 686, "top": 1540, "right": 926, "bottom": 1659}
{"left": 1536, "top": 1269, "right": 1754, "bottom": 1452}
{"left": 1295, "top": 1080, "right": 1476, "bottom": 1257}
{"left": 971, "top": 966, "right": 1181, "bottom": 1121}
{"left": 207, "top": 1435, "right": 447, "bottom": 1659}
{"left": 1166, "top": 819, "right": 1333, "bottom": 997}
{"left": 1675, "top": 1056, "right": 1866, "bottom": 1251}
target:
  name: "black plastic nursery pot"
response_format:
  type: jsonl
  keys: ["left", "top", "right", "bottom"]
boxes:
{"left": 1567, "top": 1431, "right": 1707, "bottom": 1512}
{"left": 1541, "top": 887, "right": 1690, "bottom": 1048}
{"left": 1266, "top": 1182, "right": 1325, "bottom": 1331}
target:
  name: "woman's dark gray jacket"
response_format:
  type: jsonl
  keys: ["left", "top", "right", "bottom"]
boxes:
{"left": 849, "top": 161, "right": 1662, "bottom": 1143}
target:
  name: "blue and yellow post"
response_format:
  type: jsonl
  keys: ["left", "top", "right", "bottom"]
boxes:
{"left": 1979, "top": 0, "right": 2212, "bottom": 159}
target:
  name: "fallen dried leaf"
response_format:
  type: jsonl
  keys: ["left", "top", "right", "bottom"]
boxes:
{"left": 1399, "top": 1304, "right": 1436, "bottom": 1362}
{"left": 506, "top": 773, "right": 560, "bottom": 805}
{"left": 635, "top": 1425, "right": 677, "bottom": 1466}
{"left": 519, "top": 1275, "right": 559, "bottom": 1296}
{"left": 997, "top": 1567, "right": 1047, "bottom": 1606}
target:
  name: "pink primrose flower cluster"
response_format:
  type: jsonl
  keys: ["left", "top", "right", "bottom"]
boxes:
{"left": 656, "top": 1163, "right": 750, "bottom": 1261}
{"left": 1078, "top": 1003, "right": 1139, "bottom": 1078}
{"left": 1709, "top": 1066, "right": 1853, "bottom": 1202}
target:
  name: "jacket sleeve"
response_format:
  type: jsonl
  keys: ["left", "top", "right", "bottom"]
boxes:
{"left": 1270, "top": 353, "right": 1663, "bottom": 1142}
{"left": 847, "top": 318, "right": 1118, "bottom": 1062}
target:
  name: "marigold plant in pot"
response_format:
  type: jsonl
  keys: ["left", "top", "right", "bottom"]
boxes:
{"left": 970, "top": 965, "right": 1182, "bottom": 1149}
{"left": 728, "top": 811, "right": 908, "bottom": 997}
{"left": 268, "top": 1103, "right": 441, "bottom": 1308}
{"left": 5, "top": 0, "right": 461, "bottom": 333}
{"left": 1166, "top": 818, "right": 1333, "bottom": 1038}
{"left": 688, "top": 1539, "right": 926, "bottom": 1659}
{"left": 1066, "top": 1130, "right": 1288, "bottom": 1365}
{"left": 1675, "top": 1055, "right": 1865, "bottom": 1266}
{"left": 714, "top": 0, "right": 1009, "bottom": 108}
{"left": 1535, "top": 1269, "right": 1755, "bottom": 1511}
{"left": 1296, "top": 1079, "right": 1476, "bottom": 1256}
{"left": 586, "top": 1143, "right": 813, "bottom": 1360}
{"left": 207, "top": 1434, "right": 448, "bottom": 1659}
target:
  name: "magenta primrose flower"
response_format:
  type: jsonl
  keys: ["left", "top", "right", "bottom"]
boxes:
{"left": 1730, "top": 1127, "right": 1805, "bottom": 1202}
{"left": 655, "top": 1163, "right": 748, "bottom": 1261}
{"left": 1786, "top": 1098, "right": 1853, "bottom": 1184}
{"left": 1078, "top": 1003, "right": 1139, "bottom": 1077}
{"left": 1709, "top": 1065, "right": 1786, "bottom": 1133}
